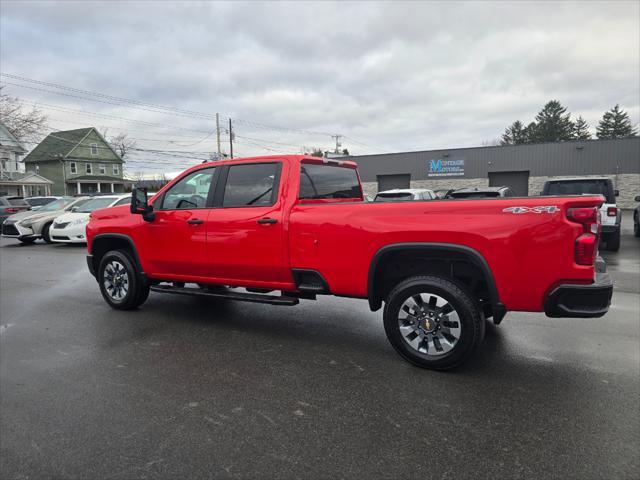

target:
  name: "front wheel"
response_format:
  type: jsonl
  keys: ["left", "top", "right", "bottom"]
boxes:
{"left": 98, "top": 250, "right": 149, "bottom": 310}
{"left": 42, "top": 222, "right": 53, "bottom": 244}
{"left": 383, "top": 275, "right": 485, "bottom": 370}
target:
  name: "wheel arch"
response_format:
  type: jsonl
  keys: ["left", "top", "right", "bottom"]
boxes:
{"left": 367, "top": 242, "right": 505, "bottom": 322}
{"left": 89, "top": 233, "right": 144, "bottom": 277}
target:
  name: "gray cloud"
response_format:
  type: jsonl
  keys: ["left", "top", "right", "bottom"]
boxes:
{"left": 1, "top": 0, "right": 638, "bottom": 172}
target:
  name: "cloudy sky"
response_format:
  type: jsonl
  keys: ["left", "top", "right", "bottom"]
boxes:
{"left": 1, "top": 0, "right": 639, "bottom": 174}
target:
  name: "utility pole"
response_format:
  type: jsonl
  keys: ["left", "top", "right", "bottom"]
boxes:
{"left": 229, "top": 118, "right": 234, "bottom": 159}
{"left": 215, "top": 113, "right": 221, "bottom": 159}
{"left": 332, "top": 134, "right": 342, "bottom": 154}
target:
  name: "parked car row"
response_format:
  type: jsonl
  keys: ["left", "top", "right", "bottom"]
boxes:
{"left": 1, "top": 194, "right": 131, "bottom": 244}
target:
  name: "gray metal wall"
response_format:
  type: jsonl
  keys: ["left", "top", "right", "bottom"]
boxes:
{"left": 349, "top": 137, "right": 640, "bottom": 182}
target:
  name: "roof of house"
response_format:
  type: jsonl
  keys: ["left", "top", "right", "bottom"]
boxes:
{"left": 0, "top": 121, "right": 27, "bottom": 153}
{"left": 0, "top": 172, "right": 54, "bottom": 185}
{"left": 22, "top": 127, "right": 121, "bottom": 163}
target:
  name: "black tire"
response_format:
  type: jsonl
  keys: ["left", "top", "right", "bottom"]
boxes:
{"left": 19, "top": 237, "right": 36, "bottom": 244}
{"left": 383, "top": 275, "right": 485, "bottom": 371}
{"left": 634, "top": 215, "right": 640, "bottom": 238}
{"left": 605, "top": 229, "right": 620, "bottom": 252}
{"left": 42, "top": 222, "right": 53, "bottom": 244}
{"left": 98, "top": 250, "right": 149, "bottom": 310}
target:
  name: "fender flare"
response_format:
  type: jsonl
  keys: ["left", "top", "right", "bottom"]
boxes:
{"left": 367, "top": 242, "right": 506, "bottom": 322}
{"left": 89, "top": 233, "right": 144, "bottom": 275}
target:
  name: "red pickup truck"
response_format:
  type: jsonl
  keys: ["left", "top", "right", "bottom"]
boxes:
{"left": 86, "top": 155, "right": 613, "bottom": 370}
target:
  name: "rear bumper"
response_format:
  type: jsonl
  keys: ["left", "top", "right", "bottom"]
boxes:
{"left": 544, "top": 266, "right": 613, "bottom": 318}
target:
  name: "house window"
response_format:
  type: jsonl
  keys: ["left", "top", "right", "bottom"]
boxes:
{"left": 70, "top": 162, "right": 77, "bottom": 174}
{"left": 112, "top": 164, "right": 119, "bottom": 175}
{"left": 86, "top": 163, "right": 92, "bottom": 174}
{"left": 90, "top": 143, "right": 98, "bottom": 155}
{"left": 99, "top": 164, "right": 106, "bottom": 174}
{"left": 35, "top": 165, "right": 40, "bottom": 174}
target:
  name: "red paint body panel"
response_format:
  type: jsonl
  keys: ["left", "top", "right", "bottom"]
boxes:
{"left": 86, "top": 155, "right": 604, "bottom": 313}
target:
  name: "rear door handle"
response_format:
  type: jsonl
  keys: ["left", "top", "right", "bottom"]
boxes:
{"left": 187, "top": 219, "right": 204, "bottom": 225}
{"left": 257, "top": 218, "right": 278, "bottom": 224}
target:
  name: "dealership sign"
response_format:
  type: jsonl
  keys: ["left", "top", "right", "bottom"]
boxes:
{"left": 427, "top": 158, "right": 465, "bottom": 177}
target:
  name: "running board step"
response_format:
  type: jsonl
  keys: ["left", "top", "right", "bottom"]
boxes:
{"left": 149, "top": 285, "right": 299, "bottom": 306}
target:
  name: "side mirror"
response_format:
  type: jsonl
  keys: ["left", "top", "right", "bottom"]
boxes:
{"left": 614, "top": 190, "right": 619, "bottom": 197}
{"left": 131, "top": 187, "right": 155, "bottom": 221}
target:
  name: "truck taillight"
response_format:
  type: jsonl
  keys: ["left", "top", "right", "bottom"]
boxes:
{"left": 567, "top": 207, "right": 599, "bottom": 266}
{"left": 607, "top": 206, "right": 617, "bottom": 217}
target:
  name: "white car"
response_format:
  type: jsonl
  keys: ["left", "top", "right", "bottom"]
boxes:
{"left": 374, "top": 188, "right": 436, "bottom": 202}
{"left": 50, "top": 194, "right": 131, "bottom": 244}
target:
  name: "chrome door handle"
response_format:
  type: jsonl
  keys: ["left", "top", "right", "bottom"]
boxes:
{"left": 187, "top": 219, "right": 204, "bottom": 225}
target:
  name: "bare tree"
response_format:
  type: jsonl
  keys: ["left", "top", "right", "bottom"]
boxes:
{"left": 0, "top": 86, "right": 48, "bottom": 142}
{"left": 108, "top": 132, "right": 137, "bottom": 159}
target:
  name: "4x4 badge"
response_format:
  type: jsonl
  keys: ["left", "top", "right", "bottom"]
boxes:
{"left": 503, "top": 206, "right": 559, "bottom": 214}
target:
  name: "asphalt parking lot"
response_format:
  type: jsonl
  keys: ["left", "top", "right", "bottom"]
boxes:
{"left": 1, "top": 213, "right": 638, "bottom": 479}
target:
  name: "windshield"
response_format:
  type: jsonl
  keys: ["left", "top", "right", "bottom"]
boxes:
{"left": 449, "top": 191, "right": 501, "bottom": 199}
{"left": 375, "top": 192, "right": 414, "bottom": 202}
{"left": 546, "top": 180, "right": 613, "bottom": 202}
{"left": 39, "top": 198, "right": 76, "bottom": 212}
{"left": 26, "top": 197, "right": 56, "bottom": 207}
{"left": 76, "top": 197, "right": 119, "bottom": 213}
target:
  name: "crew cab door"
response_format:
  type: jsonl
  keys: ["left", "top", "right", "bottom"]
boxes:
{"left": 143, "top": 167, "right": 217, "bottom": 277}
{"left": 206, "top": 161, "right": 290, "bottom": 286}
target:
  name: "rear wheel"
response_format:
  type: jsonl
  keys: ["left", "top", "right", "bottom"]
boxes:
{"left": 383, "top": 275, "right": 484, "bottom": 370}
{"left": 605, "top": 229, "right": 620, "bottom": 252}
{"left": 42, "top": 222, "right": 53, "bottom": 244}
{"left": 98, "top": 250, "right": 149, "bottom": 310}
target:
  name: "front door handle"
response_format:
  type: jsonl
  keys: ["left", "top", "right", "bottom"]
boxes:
{"left": 257, "top": 218, "right": 278, "bottom": 224}
{"left": 187, "top": 219, "right": 204, "bottom": 225}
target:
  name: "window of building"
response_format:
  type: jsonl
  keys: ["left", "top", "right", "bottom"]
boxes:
{"left": 299, "top": 163, "right": 362, "bottom": 200}
{"left": 90, "top": 143, "right": 98, "bottom": 155}
{"left": 1, "top": 159, "right": 7, "bottom": 171}
{"left": 70, "top": 162, "right": 77, "bottom": 174}
{"left": 161, "top": 168, "right": 215, "bottom": 210}
{"left": 113, "top": 164, "right": 119, "bottom": 175}
{"left": 35, "top": 165, "right": 40, "bottom": 174}
{"left": 99, "top": 164, "right": 106, "bottom": 174}
{"left": 86, "top": 163, "right": 92, "bottom": 174}
{"left": 222, "top": 163, "right": 280, "bottom": 207}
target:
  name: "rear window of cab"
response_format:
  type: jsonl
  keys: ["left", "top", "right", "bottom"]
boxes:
{"left": 299, "top": 163, "right": 362, "bottom": 201}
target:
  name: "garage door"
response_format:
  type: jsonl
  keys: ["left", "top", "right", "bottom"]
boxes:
{"left": 488, "top": 171, "right": 530, "bottom": 196}
{"left": 377, "top": 174, "right": 411, "bottom": 192}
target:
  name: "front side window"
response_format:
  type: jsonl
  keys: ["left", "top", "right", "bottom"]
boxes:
{"left": 299, "top": 163, "right": 361, "bottom": 200}
{"left": 162, "top": 168, "right": 215, "bottom": 210}
{"left": 222, "top": 163, "right": 279, "bottom": 207}
{"left": 70, "top": 162, "right": 77, "bottom": 174}
{"left": 90, "top": 143, "right": 98, "bottom": 155}
{"left": 113, "top": 197, "right": 132, "bottom": 207}
{"left": 86, "top": 163, "right": 92, "bottom": 174}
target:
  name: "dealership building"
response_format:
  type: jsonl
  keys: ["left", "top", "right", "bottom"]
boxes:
{"left": 349, "top": 137, "right": 640, "bottom": 208}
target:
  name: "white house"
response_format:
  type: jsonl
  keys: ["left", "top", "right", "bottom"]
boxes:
{"left": 0, "top": 121, "right": 54, "bottom": 197}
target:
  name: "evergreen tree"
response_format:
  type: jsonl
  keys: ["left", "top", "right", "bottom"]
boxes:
{"left": 596, "top": 104, "right": 638, "bottom": 139}
{"left": 501, "top": 120, "right": 527, "bottom": 145}
{"left": 533, "top": 100, "right": 574, "bottom": 142}
{"left": 572, "top": 115, "right": 591, "bottom": 140}
{"left": 523, "top": 122, "right": 538, "bottom": 144}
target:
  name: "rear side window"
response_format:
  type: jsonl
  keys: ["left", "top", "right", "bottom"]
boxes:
{"left": 8, "top": 198, "right": 29, "bottom": 206}
{"left": 546, "top": 180, "right": 613, "bottom": 203}
{"left": 162, "top": 168, "right": 216, "bottom": 210}
{"left": 222, "top": 163, "right": 279, "bottom": 207}
{"left": 300, "top": 164, "right": 361, "bottom": 200}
